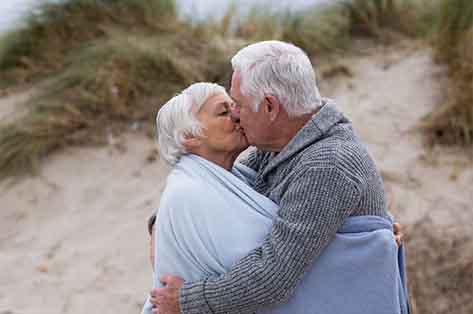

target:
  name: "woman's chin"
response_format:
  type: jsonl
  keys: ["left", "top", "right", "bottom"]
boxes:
{"left": 234, "top": 130, "right": 249, "bottom": 148}
{"left": 235, "top": 141, "right": 249, "bottom": 153}
{"left": 234, "top": 139, "right": 249, "bottom": 155}
{"left": 241, "top": 137, "right": 249, "bottom": 149}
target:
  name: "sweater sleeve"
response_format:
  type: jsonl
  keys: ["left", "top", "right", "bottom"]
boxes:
{"left": 179, "top": 166, "right": 362, "bottom": 314}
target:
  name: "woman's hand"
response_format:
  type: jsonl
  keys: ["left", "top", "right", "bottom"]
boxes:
{"left": 150, "top": 275, "right": 184, "bottom": 314}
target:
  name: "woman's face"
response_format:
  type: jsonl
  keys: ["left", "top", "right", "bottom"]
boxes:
{"left": 194, "top": 92, "right": 248, "bottom": 156}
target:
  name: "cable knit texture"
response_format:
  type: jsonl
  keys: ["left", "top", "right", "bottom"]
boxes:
{"left": 179, "top": 101, "right": 389, "bottom": 314}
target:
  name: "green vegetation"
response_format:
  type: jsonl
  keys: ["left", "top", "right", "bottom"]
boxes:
{"left": 343, "top": 0, "right": 440, "bottom": 38}
{"left": 422, "top": 0, "right": 473, "bottom": 145}
{"left": 0, "top": 0, "right": 471, "bottom": 179}
{"left": 340, "top": 0, "right": 472, "bottom": 146}
{"left": 0, "top": 0, "right": 179, "bottom": 85}
{"left": 344, "top": 0, "right": 408, "bottom": 37}
{"left": 0, "top": 0, "right": 232, "bottom": 178}
{"left": 234, "top": 5, "right": 351, "bottom": 55}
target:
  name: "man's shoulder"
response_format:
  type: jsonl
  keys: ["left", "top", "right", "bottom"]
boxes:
{"left": 295, "top": 132, "right": 372, "bottom": 177}
{"left": 298, "top": 134, "right": 357, "bottom": 161}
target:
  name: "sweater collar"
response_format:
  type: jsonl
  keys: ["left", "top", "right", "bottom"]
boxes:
{"left": 261, "top": 99, "right": 347, "bottom": 178}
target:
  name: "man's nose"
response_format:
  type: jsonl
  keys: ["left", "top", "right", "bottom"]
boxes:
{"left": 230, "top": 104, "right": 240, "bottom": 123}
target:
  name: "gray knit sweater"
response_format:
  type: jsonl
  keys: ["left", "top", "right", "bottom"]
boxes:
{"left": 179, "top": 101, "right": 389, "bottom": 314}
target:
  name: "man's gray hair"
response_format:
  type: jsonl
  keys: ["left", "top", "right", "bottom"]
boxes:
{"left": 231, "top": 40, "right": 322, "bottom": 117}
{"left": 156, "top": 82, "right": 227, "bottom": 165}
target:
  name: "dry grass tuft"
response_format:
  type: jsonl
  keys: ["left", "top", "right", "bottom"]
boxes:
{"left": 406, "top": 218, "right": 473, "bottom": 314}
{"left": 232, "top": 4, "right": 351, "bottom": 56}
{"left": 0, "top": 0, "right": 235, "bottom": 179}
{"left": 422, "top": 0, "right": 473, "bottom": 146}
{"left": 0, "top": 0, "right": 472, "bottom": 179}
{"left": 0, "top": 0, "right": 179, "bottom": 86}
{"left": 343, "top": 0, "right": 406, "bottom": 38}
{"left": 342, "top": 0, "right": 444, "bottom": 40}
{"left": 0, "top": 0, "right": 353, "bottom": 179}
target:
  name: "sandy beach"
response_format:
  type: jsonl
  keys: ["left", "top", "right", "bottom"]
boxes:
{"left": 1, "top": 41, "right": 472, "bottom": 314}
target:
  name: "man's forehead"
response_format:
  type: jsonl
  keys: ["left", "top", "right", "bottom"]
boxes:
{"left": 230, "top": 72, "right": 241, "bottom": 95}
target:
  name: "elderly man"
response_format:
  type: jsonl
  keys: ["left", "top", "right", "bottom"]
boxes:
{"left": 150, "top": 41, "right": 405, "bottom": 314}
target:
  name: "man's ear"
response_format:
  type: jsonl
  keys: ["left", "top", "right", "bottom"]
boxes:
{"left": 264, "top": 95, "right": 281, "bottom": 122}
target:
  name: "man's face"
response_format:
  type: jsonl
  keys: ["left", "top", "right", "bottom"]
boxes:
{"left": 230, "top": 72, "right": 272, "bottom": 148}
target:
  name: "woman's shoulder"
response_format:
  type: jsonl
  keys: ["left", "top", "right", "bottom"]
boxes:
{"left": 159, "top": 170, "right": 210, "bottom": 214}
{"left": 164, "top": 172, "right": 203, "bottom": 198}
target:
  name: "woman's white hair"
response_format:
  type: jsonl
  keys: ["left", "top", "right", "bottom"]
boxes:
{"left": 156, "top": 82, "right": 227, "bottom": 165}
{"left": 231, "top": 40, "right": 322, "bottom": 117}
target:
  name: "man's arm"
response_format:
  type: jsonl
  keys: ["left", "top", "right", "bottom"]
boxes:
{"left": 179, "top": 166, "right": 362, "bottom": 314}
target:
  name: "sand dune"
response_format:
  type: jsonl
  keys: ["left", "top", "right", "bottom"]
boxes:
{"left": 320, "top": 42, "right": 473, "bottom": 229}
{"left": 1, "top": 42, "right": 472, "bottom": 314}
{"left": 0, "top": 134, "right": 169, "bottom": 314}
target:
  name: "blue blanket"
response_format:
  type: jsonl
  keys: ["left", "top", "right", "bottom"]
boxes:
{"left": 142, "top": 154, "right": 409, "bottom": 314}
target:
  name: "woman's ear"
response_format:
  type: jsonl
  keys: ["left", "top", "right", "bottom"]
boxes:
{"left": 182, "top": 133, "right": 201, "bottom": 151}
{"left": 264, "top": 95, "right": 281, "bottom": 122}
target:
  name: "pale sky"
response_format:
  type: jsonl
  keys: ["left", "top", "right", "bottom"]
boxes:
{"left": 0, "top": 0, "right": 331, "bottom": 34}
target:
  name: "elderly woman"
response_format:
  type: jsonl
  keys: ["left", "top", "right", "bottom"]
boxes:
{"left": 141, "top": 82, "right": 278, "bottom": 313}
{"left": 142, "top": 83, "right": 408, "bottom": 314}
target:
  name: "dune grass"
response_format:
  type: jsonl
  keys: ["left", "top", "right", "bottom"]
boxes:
{"left": 0, "top": 0, "right": 471, "bottom": 179}
{"left": 422, "top": 0, "right": 473, "bottom": 146}
{"left": 0, "top": 33, "right": 229, "bottom": 178}
{"left": 338, "top": 0, "right": 472, "bottom": 146}
{"left": 0, "top": 0, "right": 180, "bottom": 86}
{"left": 0, "top": 0, "right": 354, "bottom": 179}
{"left": 233, "top": 0, "right": 439, "bottom": 55}
{"left": 343, "top": 0, "right": 407, "bottom": 38}
{"left": 340, "top": 0, "right": 435, "bottom": 39}
{"left": 0, "top": 0, "right": 234, "bottom": 178}
{"left": 406, "top": 217, "right": 473, "bottom": 314}
{"left": 230, "top": 4, "right": 352, "bottom": 56}
{"left": 280, "top": 5, "right": 352, "bottom": 56}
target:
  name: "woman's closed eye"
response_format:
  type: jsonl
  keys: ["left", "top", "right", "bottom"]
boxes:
{"left": 218, "top": 102, "right": 231, "bottom": 116}
{"left": 219, "top": 109, "right": 229, "bottom": 116}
